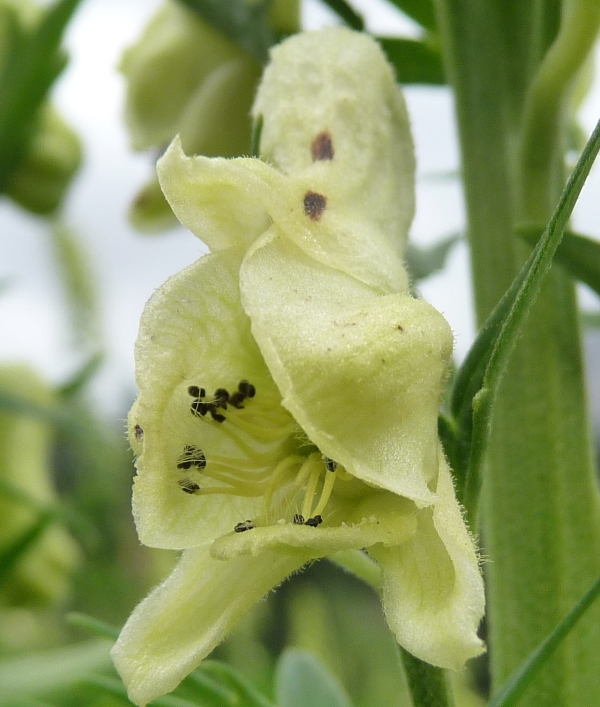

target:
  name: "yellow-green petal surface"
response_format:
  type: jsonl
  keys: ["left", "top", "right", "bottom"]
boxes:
{"left": 111, "top": 546, "right": 306, "bottom": 706}
{"left": 371, "top": 449, "right": 485, "bottom": 670}
{"left": 240, "top": 232, "right": 453, "bottom": 505}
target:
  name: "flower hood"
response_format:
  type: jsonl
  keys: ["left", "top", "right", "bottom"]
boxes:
{"left": 111, "top": 27, "right": 484, "bottom": 706}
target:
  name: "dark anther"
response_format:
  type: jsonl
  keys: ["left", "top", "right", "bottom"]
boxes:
{"left": 293, "top": 513, "right": 305, "bottom": 525}
{"left": 177, "top": 445, "right": 206, "bottom": 470}
{"left": 311, "top": 131, "right": 334, "bottom": 161}
{"left": 178, "top": 479, "right": 200, "bottom": 494}
{"left": 305, "top": 515, "right": 322, "bottom": 527}
{"left": 324, "top": 457, "right": 337, "bottom": 472}
{"left": 230, "top": 379, "right": 257, "bottom": 409}
{"left": 303, "top": 191, "right": 327, "bottom": 221}
{"left": 191, "top": 399, "right": 208, "bottom": 417}
{"left": 188, "top": 385, "right": 205, "bottom": 398}
{"left": 134, "top": 424, "right": 144, "bottom": 440}
{"left": 239, "top": 380, "right": 256, "bottom": 398}
{"left": 234, "top": 520, "right": 255, "bottom": 533}
{"left": 209, "top": 408, "right": 226, "bottom": 423}
{"left": 213, "top": 388, "right": 230, "bottom": 410}
{"left": 229, "top": 392, "right": 245, "bottom": 409}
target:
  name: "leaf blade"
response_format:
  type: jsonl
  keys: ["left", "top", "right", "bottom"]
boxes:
{"left": 488, "top": 573, "right": 600, "bottom": 707}
{"left": 378, "top": 37, "right": 445, "bottom": 85}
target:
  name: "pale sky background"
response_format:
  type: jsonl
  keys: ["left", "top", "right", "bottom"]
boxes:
{"left": 0, "top": 0, "right": 599, "bottom": 419}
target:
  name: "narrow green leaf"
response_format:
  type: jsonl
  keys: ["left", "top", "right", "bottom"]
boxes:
{"left": 51, "top": 224, "right": 102, "bottom": 352}
{"left": 581, "top": 310, "right": 600, "bottom": 327}
{"left": 202, "top": 660, "right": 275, "bottom": 707}
{"left": 184, "top": 670, "right": 238, "bottom": 706}
{"left": 451, "top": 118, "right": 600, "bottom": 522}
{"left": 0, "top": 390, "right": 88, "bottom": 437}
{"left": 83, "top": 675, "right": 207, "bottom": 707}
{"left": 250, "top": 114, "right": 264, "bottom": 158}
{"left": 66, "top": 612, "right": 120, "bottom": 641}
{"left": 386, "top": 0, "right": 437, "bottom": 31}
{"left": 0, "top": 640, "right": 111, "bottom": 700}
{"left": 518, "top": 226, "right": 600, "bottom": 298}
{"left": 275, "top": 650, "right": 352, "bottom": 707}
{"left": 58, "top": 353, "right": 104, "bottom": 400}
{"left": 176, "top": 0, "right": 274, "bottom": 63}
{"left": 378, "top": 37, "right": 445, "bottom": 85}
{"left": 488, "top": 573, "right": 600, "bottom": 707}
{"left": 319, "top": 0, "right": 364, "bottom": 30}
{"left": 405, "top": 234, "right": 460, "bottom": 281}
{"left": 0, "top": 513, "right": 53, "bottom": 587}
{"left": 0, "top": 0, "right": 82, "bottom": 193}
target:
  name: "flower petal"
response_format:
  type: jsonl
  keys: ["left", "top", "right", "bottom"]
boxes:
{"left": 111, "top": 546, "right": 306, "bottom": 706}
{"left": 211, "top": 489, "right": 417, "bottom": 560}
{"left": 253, "top": 27, "right": 415, "bottom": 255}
{"left": 240, "top": 232, "right": 453, "bottom": 505}
{"left": 370, "top": 448, "right": 485, "bottom": 670}
{"left": 158, "top": 139, "right": 408, "bottom": 293}
{"left": 157, "top": 138, "right": 274, "bottom": 252}
{"left": 130, "top": 246, "right": 285, "bottom": 549}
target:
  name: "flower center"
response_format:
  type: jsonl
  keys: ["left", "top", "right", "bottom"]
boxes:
{"left": 175, "top": 379, "right": 349, "bottom": 531}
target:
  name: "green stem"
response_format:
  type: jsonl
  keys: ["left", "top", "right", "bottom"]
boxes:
{"left": 434, "top": 2, "right": 600, "bottom": 705}
{"left": 400, "top": 652, "right": 455, "bottom": 707}
{"left": 519, "top": 0, "right": 600, "bottom": 219}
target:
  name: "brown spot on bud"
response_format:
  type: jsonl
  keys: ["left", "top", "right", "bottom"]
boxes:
{"left": 304, "top": 191, "right": 327, "bottom": 221}
{"left": 311, "top": 131, "right": 334, "bottom": 161}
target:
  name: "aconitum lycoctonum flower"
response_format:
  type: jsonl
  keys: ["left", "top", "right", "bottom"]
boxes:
{"left": 111, "top": 27, "right": 485, "bottom": 706}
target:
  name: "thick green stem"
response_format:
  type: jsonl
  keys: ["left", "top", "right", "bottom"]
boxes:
{"left": 400, "top": 651, "right": 455, "bottom": 707}
{"left": 434, "top": 1, "right": 600, "bottom": 705}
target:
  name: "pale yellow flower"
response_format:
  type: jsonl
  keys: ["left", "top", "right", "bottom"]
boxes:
{"left": 112, "top": 28, "right": 484, "bottom": 706}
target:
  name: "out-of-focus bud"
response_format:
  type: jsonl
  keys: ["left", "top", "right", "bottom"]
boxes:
{"left": 5, "top": 106, "right": 83, "bottom": 215}
{"left": 120, "top": 0, "right": 299, "bottom": 232}
{"left": 0, "top": 0, "right": 82, "bottom": 215}
{"left": 0, "top": 366, "right": 80, "bottom": 607}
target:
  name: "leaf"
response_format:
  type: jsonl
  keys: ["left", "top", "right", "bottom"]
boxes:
{"left": 82, "top": 675, "right": 207, "bottom": 707}
{"left": 51, "top": 224, "right": 102, "bottom": 352}
{"left": 405, "top": 234, "right": 460, "bottom": 281}
{"left": 488, "top": 573, "right": 600, "bottom": 707}
{"left": 0, "top": 513, "right": 54, "bottom": 588}
{"left": 319, "top": 0, "right": 364, "bottom": 30}
{"left": 275, "top": 650, "right": 352, "bottom": 707}
{"left": 518, "top": 225, "right": 600, "bottom": 298}
{"left": 0, "top": 640, "right": 111, "bottom": 702}
{"left": 176, "top": 0, "right": 274, "bottom": 63}
{"left": 450, "top": 118, "right": 600, "bottom": 524}
{"left": 378, "top": 37, "right": 445, "bottom": 85}
{"left": 201, "top": 661, "right": 275, "bottom": 707}
{"left": 66, "top": 612, "right": 120, "bottom": 641}
{"left": 250, "top": 114, "right": 263, "bottom": 158}
{"left": 0, "top": 0, "right": 81, "bottom": 194}
{"left": 0, "top": 474, "right": 99, "bottom": 552}
{"left": 184, "top": 670, "right": 238, "bottom": 706}
{"left": 386, "top": 0, "right": 437, "bottom": 32}
{"left": 57, "top": 353, "right": 104, "bottom": 400}
{"left": 581, "top": 310, "right": 600, "bottom": 327}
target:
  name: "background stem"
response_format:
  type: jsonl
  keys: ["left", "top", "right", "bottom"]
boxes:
{"left": 433, "top": 1, "right": 600, "bottom": 705}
